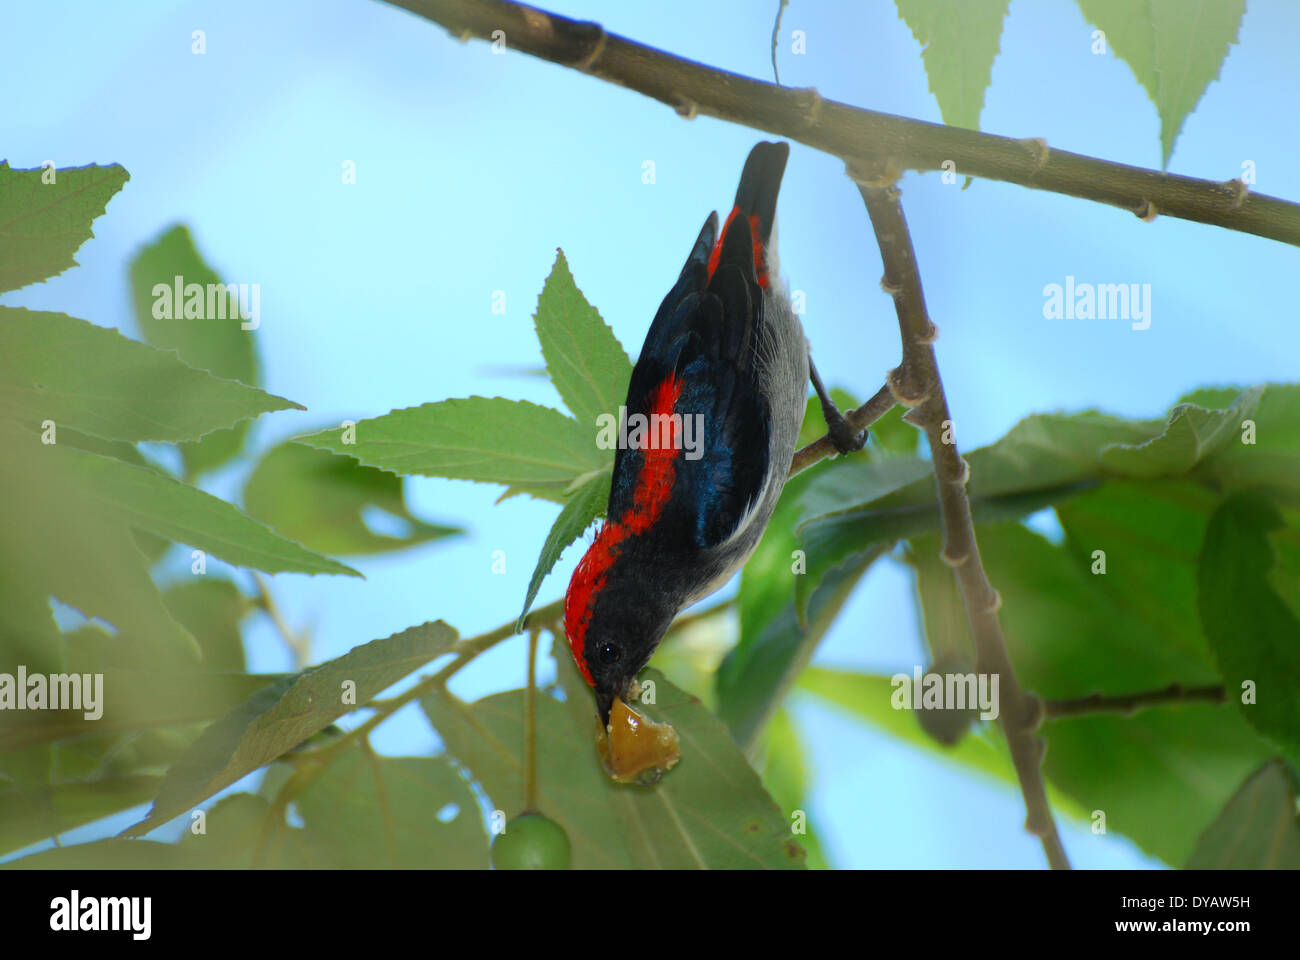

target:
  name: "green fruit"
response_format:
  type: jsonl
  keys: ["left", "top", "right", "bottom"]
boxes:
{"left": 491, "top": 813, "right": 571, "bottom": 870}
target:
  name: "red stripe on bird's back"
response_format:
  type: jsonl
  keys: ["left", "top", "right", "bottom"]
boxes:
{"left": 564, "top": 373, "right": 685, "bottom": 686}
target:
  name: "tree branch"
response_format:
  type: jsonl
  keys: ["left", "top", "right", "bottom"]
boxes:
{"left": 385, "top": 0, "right": 1300, "bottom": 247}
{"left": 1045, "top": 683, "right": 1225, "bottom": 718}
{"left": 855, "top": 172, "right": 1069, "bottom": 870}
{"left": 789, "top": 383, "right": 896, "bottom": 477}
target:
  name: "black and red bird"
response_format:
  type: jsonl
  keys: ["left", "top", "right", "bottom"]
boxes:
{"left": 564, "top": 141, "right": 863, "bottom": 727}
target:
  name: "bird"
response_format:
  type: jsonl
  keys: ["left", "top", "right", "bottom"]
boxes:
{"left": 563, "top": 140, "right": 864, "bottom": 729}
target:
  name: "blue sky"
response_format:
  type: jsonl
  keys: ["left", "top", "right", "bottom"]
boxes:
{"left": 3, "top": 0, "right": 1297, "bottom": 868}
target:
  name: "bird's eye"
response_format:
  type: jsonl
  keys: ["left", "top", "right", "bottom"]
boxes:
{"left": 599, "top": 643, "right": 621, "bottom": 664}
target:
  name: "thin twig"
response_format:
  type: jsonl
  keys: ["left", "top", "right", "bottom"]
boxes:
{"left": 770, "top": 0, "right": 789, "bottom": 85}
{"left": 524, "top": 626, "right": 540, "bottom": 812}
{"left": 385, "top": 0, "right": 1300, "bottom": 247}
{"left": 789, "top": 383, "right": 896, "bottom": 476}
{"left": 1045, "top": 683, "right": 1225, "bottom": 718}
{"left": 253, "top": 573, "right": 310, "bottom": 670}
{"left": 288, "top": 598, "right": 565, "bottom": 771}
{"left": 855, "top": 174, "right": 1069, "bottom": 870}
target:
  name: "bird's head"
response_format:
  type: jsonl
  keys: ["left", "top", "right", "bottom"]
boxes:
{"left": 563, "top": 526, "right": 677, "bottom": 727}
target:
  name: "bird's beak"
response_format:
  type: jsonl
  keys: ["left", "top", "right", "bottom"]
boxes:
{"left": 595, "top": 688, "right": 616, "bottom": 729}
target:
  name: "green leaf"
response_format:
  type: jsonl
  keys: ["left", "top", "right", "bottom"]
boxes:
{"left": 0, "top": 576, "right": 63, "bottom": 676}
{"left": 799, "top": 410, "right": 1152, "bottom": 529}
{"left": 1, "top": 838, "right": 205, "bottom": 869}
{"left": 6, "top": 422, "right": 360, "bottom": 578}
{"left": 793, "top": 390, "right": 1272, "bottom": 620}
{"left": 0, "top": 307, "right": 299, "bottom": 444}
{"left": 129, "top": 224, "right": 262, "bottom": 476}
{"left": 761, "top": 708, "right": 828, "bottom": 868}
{"left": 1198, "top": 494, "right": 1300, "bottom": 765}
{"left": 123, "top": 620, "right": 458, "bottom": 835}
{"left": 423, "top": 652, "right": 805, "bottom": 869}
{"left": 979, "top": 522, "right": 1275, "bottom": 864}
{"left": 297, "top": 397, "right": 604, "bottom": 489}
{"left": 795, "top": 466, "right": 1077, "bottom": 624}
{"left": 243, "top": 439, "right": 461, "bottom": 557}
{"left": 174, "top": 791, "right": 334, "bottom": 868}
{"left": 1200, "top": 385, "right": 1300, "bottom": 505}
{"left": 534, "top": 249, "right": 633, "bottom": 431}
{"left": 736, "top": 392, "right": 866, "bottom": 654}
{"left": 718, "top": 545, "right": 883, "bottom": 753}
{"left": 896, "top": 0, "right": 1011, "bottom": 131}
{"left": 907, "top": 532, "right": 975, "bottom": 665}
{"left": 864, "top": 402, "right": 923, "bottom": 457}
{"left": 0, "top": 775, "right": 161, "bottom": 857}
{"left": 517, "top": 472, "right": 607, "bottom": 631}
{"left": 0, "top": 161, "right": 129, "bottom": 293}
{"left": 1185, "top": 761, "right": 1300, "bottom": 869}
{"left": 1076, "top": 0, "right": 1245, "bottom": 167}
{"left": 160, "top": 579, "right": 252, "bottom": 672}
{"left": 176, "top": 792, "right": 279, "bottom": 867}
{"left": 0, "top": 669, "right": 284, "bottom": 752}
{"left": 1057, "top": 479, "right": 1218, "bottom": 666}
{"left": 1099, "top": 386, "right": 1262, "bottom": 478}
{"left": 0, "top": 423, "right": 197, "bottom": 664}
{"left": 797, "top": 667, "right": 1087, "bottom": 819}
{"left": 295, "top": 747, "right": 488, "bottom": 868}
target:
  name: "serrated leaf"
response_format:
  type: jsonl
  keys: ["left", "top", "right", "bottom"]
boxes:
{"left": 2, "top": 422, "right": 359, "bottom": 578}
{"left": 129, "top": 224, "right": 263, "bottom": 475}
{"left": 0, "top": 774, "right": 161, "bottom": 857}
{"left": 1198, "top": 494, "right": 1300, "bottom": 766}
{"left": 244, "top": 439, "right": 461, "bottom": 557}
{"left": 798, "top": 410, "right": 1152, "bottom": 529}
{"left": 0, "top": 669, "right": 284, "bottom": 752}
{"left": 1099, "top": 387, "right": 1261, "bottom": 477}
{"left": 298, "top": 397, "right": 604, "bottom": 490}
{"left": 1, "top": 838, "right": 205, "bottom": 869}
{"left": 534, "top": 249, "right": 633, "bottom": 431}
{"left": 1077, "top": 0, "right": 1245, "bottom": 167}
{"left": 295, "top": 748, "right": 488, "bottom": 868}
{"left": 0, "top": 423, "right": 197, "bottom": 664}
{"left": 0, "top": 161, "right": 129, "bottom": 293}
{"left": 517, "top": 472, "right": 606, "bottom": 631}
{"left": 160, "top": 579, "right": 251, "bottom": 672}
{"left": 1200, "top": 384, "right": 1300, "bottom": 505}
{"left": 1185, "top": 761, "right": 1300, "bottom": 869}
{"left": 123, "top": 620, "right": 458, "bottom": 835}
{"left": 897, "top": 0, "right": 1011, "bottom": 131}
{"left": 423, "top": 653, "right": 805, "bottom": 869}
{"left": 792, "top": 390, "right": 1273, "bottom": 621}
{"left": 0, "top": 307, "right": 299, "bottom": 444}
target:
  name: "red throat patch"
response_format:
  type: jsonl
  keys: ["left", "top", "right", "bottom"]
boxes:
{"left": 706, "top": 206, "right": 769, "bottom": 288}
{"left": 564, "top": 374, "right": 684, "bottom": 686}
